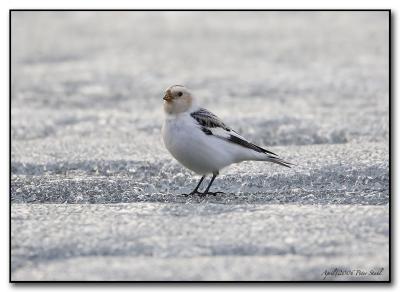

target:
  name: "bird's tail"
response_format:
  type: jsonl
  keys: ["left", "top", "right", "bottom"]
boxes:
{"left": 239, "top": 141, "right": 294, "bottom": 168}
{"left": 264, "top": 155, "right": 294, "bottom": 168}
{"left": 250, "top": 152, "right": 294, "bottom": 168}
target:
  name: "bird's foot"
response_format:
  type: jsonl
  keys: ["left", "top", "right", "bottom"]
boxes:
{"left": 181, "top": 191, "right": 225, "bottom": 197}
{"left": 181, "top": 190, "right": 203, "bottom": 197}
{"left": 202, "top": 191, "right": 225, "bottom": 196}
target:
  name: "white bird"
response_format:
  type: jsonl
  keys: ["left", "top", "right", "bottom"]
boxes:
{"left": 162, "top": 85, "right": 292, "bottom": 196}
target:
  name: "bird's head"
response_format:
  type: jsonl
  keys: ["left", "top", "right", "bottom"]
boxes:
{"left": 163, "top": 85, "right": 194, "bottom": 114}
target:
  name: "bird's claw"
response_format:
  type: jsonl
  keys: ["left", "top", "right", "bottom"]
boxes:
{"left": 181, "top": 191, "right": 203, "bottom": 197}
{"left": 204, "top": 191, "right": 225, "bottom": 196}
{"left": 181, "top": 191, "right": 225, "bottom": 197}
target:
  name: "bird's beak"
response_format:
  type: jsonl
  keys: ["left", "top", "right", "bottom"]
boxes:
{"left": 163, "top": 90, "right": 173, "bottom": 102}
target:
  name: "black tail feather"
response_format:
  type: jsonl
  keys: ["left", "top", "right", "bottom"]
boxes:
{"left": 266, "top": 156, "right": 294, "bottom": 168}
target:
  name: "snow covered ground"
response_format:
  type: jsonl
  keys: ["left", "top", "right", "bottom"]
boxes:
{"left": 11, "top": 11, "right": 389, "bottom": 281}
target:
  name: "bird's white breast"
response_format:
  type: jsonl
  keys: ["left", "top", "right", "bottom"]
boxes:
{"left": 162, "top": 113, "right": 238, "bottom": 175}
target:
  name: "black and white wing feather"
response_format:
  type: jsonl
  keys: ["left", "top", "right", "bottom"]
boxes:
{"left": 190, "top": 108, "right": 292, "bottom": 168}
{"left": 190, "top": 108, "right": 231, "bottom": 131}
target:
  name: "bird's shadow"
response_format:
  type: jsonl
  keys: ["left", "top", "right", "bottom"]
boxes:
{"left": 161, "top": 192, "right": 242, "bottom": 204}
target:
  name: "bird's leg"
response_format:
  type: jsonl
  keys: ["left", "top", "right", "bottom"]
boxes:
{"left": 202, "top": 172, "right": 225, "bottom": 196}
{"left": 183, "top": 175, "right": 205, "bottom": 196}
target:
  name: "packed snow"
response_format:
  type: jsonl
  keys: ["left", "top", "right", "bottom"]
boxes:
{"left": 11, "top": 11, "right": 389, "bottom": 281}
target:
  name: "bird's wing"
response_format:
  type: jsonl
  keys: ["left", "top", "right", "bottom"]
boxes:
{"left": 190, "top": 108, "right": 279, "bottom": 157}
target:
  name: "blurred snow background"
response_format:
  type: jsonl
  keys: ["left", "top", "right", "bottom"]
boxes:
{"left": 11, "top": 11, "right": 389, "bottom": 281}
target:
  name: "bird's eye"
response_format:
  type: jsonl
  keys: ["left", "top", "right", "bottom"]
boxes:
{"left": 177, "top": 92, "right": 183, "bottom": 97}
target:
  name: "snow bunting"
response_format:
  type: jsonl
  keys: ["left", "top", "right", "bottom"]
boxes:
{"left": 162, "top": 85, "right": 292, "bottom": 195}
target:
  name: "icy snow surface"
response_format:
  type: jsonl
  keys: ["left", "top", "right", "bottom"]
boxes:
{"left": 11, "top": 11, "right": 389, "bottom": 281}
